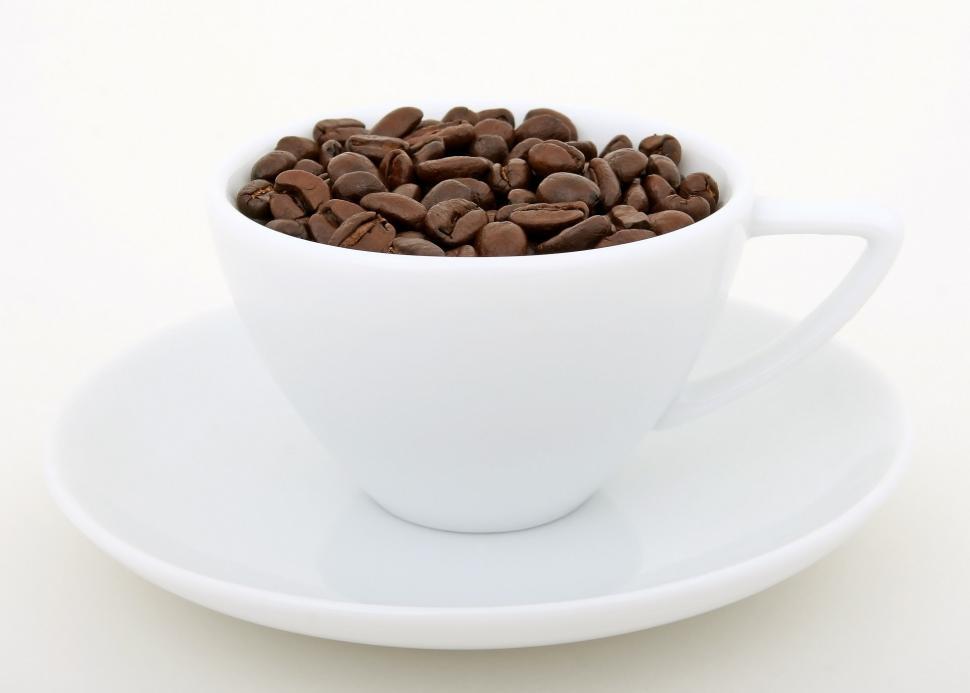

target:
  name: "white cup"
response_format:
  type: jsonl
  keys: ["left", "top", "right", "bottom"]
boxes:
{"left": 209, "top": 104, "right": 901, "bottom": 533}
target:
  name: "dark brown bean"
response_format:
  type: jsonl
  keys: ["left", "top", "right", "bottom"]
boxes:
{"left": 654, "top": 192, "right": 711, "bottom": 220}
{"left": 509, "top": 201, "right": 589, "bottom": 236}
{"left": 346, "top": 134, "right": 408, "bottom": 162}
{"left": 514, "top": 114, "right": 571, "bottom": 143}
{"left": 453, "top": 177, "right": 496, "bottom": 209}
{"left": 371, "top": 107, "right": 423, "bottom": 138}
{"left": 604, "top": 148, "right": 648, "bottom": 183}
{"left": 252, "top": 150, "right": 297, "bottom": 181}
{"left": 379, "top": 149, "right": 415, "bottom": 189}
{"left": 644, "top": 174, "right": 675, "bottom": 205}
{"left": 422, "top": 179, "right": 476, "bottom": 209}
{"left": 331, "top": 171, "right": 386, "bottom": 201}
{"left": 361, "top": 192, "right": 427, "bottom": 228}
{"left": 524, "top": 108, "right": 578, "bottom": 140}
{"left": 638, "top": 134, "right": 682, "bottom": 164}
{"left": 508, "top": 137, "right": 542, "bottom": 160}
{"left": 446, "top": 244, "right": 477, "bottom": 257}
{"left": 425, "top": 199, "right": 488, "bottom": 246}
{"left": 397, "top": 230, "right": 429, "bottom": 239}
{"left": 535, "top": 172, "right": 600, "bottom": 208}
{"left": 236, "top": 179, "right": 274, "bottom": 219}
{"left": 327, "top": 151, "right": 379, "bottom": 180}
{"left": 645, "top": 154, "right": 682, "bottom": 187}
{"left": 595, "top": 228, "right": 655, "bottom": 248}
{"left": 609, "top": 204, "right": 651, "bottom": 230}
{"left": 623, "top": 179, "right": 649, "bottom": 211}
{"left": 496, "top": 203, "right": 528, "bottom": 221}
{"left": 318, "top": 139, "right": 343, "bottom": 168}
{"left": 600, "top": 134, "right": 633, "bottom": 157}
{"left": 313, "top": 118, "right": 367, "bottom": 145}
{"left": 412, "top": 138, "right": 446, "bottom": 164}
{"left": 476, "top": 108, "right": 515, "bottom": 126}
{"left": 415, "top": 156, "right": 492, "bottom": 184}
{"left": 507, "top": 188, "right": 536, "bottom": 204}
{"left": 391, "top": 236, "right": 446, "bottom": 256}
{"left": 646, "top": 210, "right": 695, "bottom": 234}
{"left": 527, "top": 141, "right": 585, "bottom": 177}
{"left": 393, "top": 183, "right": 422, "bottom": 199}
{"left": 275, "top": 169, "right": 332, "bottom": 212}
{"left": 443, "top": 106, "right": 479, "bottom": 124}
{"left": 567, "top": 140, "right": 597, "bottom": 161}
{"left": 470, "top": 134, "right": 509, "bottom": 163}
{"left": 474, "top": 118, "right": 515, "bottom": 145}
{"left": 587, "top": 158, "right": 621, "bottom": 208}
{"left": 330, "top": 211, "right": 395, "bottom": 252}
{"left": 307, "top": 200, "right": 365, "bottom": 244}
{"left": 294, "top": 158, "right": 325, "bottom": 176}
{"left": 406, "top": 122, "right": 476, "bottom": 151}
{"left": 269, "top": 193, "right": 305, "bottom": 220}
{"left": 276, "top": 135, "right": 320, "bottom": 161}
{"left": 416, "top": 119, "right": 440, "bottom": 129}
{"left": 504, "top": 158, "right": 531, "bottom": 189}
{"left": 679, "top": 172, "right": 720, "bottom": 210}
{"left": 476, "top": 221, "right": 529, "bottom": 256}
{"left": 536, "top": 215, "right": 613, "bottom": 253}
{"left": 267, "top": 218, "right": 309, "bottom": 239}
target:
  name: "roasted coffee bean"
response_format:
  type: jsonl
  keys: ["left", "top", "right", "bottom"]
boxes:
{"left": 623, "top": 179, "right": 649, "bottom": 211}
{"left": 276, "top": 135, "right": 320, "bottom": 161}
{"left": 536, "top": 215, "right": 613, "bottom": 253}
{"left": 294, "top": 158, "right": 325, "bottom": 176}
{"left": 327, "top": 151, "right": 379, "bottom": 180}
{"left": 496, "top": 203, "right": 528, "bottom": 221}
{"left": 504, "top": 158, "right": 531, "bottom": 189}
{"left": 392, "top": 183, "right": 421, "bottom": 200}
{"left": 476, "top": 108, "right": 515, "bottom": 126}
{"left": 654, "top": 192, "right": 711, "bottom": 220}
{"left": 524, "top": 108, "right": 578, "bottom": 140}
{"left": 527, "top": 141, "right": 585, "bottom": 177}
{"left": 406, "top": 121, "right": 475, "bottom": 151}
{"left": 269, "top": 193, "right": 305, "bottom": 220}
{"left": 443, "top": 106, "right": 479, "bottom": 124}
{"left": 267, "top": 218, "right": 309, "bottom": 239}
{"left": 454, "top": 177, "right": 496, "bottom": 209}
{"left": 600, "top": 134, "right": 633, "bottom": 157}
{"left": 397, "top": 230, "right": 428, "bottom": 239}
{"left": 644, "top": 173, "right": 675, "bottom": 205}
{"left": 470, "top": 134, "right": 509, "bottom": 163}
{"left": 604, "top": 148, "right": 648, "bottom": 183}
{"left": 514, "top": 114, "right": 571, "bottom": 143}
{"left": 330, "top": 211, "right": 395, "bottom": 252}
{"left": 371, "top": 106, "right": 423, "bottom": 138}
{"left": 487, "top": 163, "right": 511, "bottom": 196}
{"left": 313, "top": 118, "right": 367, "bottom": 145}
{"left": 476, "top": 221, "right": 528, "bottom": 256}
{"left": 446, "top": 244, "right": 477, "bottom": 257}
{"left": 508, "top": 137, "right": 542, "bottom": 160}
{"left": 587, "top": 157, "right": 621, "bottom": 208}
{"left": 307, "top": 199, "right": 365, "bottom": 244}
{"left": 415, "top": 156, "right": 492, "bottom": 184}
{"left": 474, "top": 118, "right": 515, "bottom": 145}
{"left": 275, "top": 169, "right": 331, "bottom": 212}
{"left": 346, "top": 134, "right": 408, "bottom": 162}
{"left": 638, "top": 134, "right": 682, "bottom": 164}
{"left": 412, "top": 138, "right": 447, "bottom": 164}
{"left": 509, "top": 201, "right": 589, "bottom": 236}
{"left": 595, "top": 228, "right": 655, "bottom": 248}
{"left": 645, "top": 154, "right": 682, "bottom": 187}
{"left": 422, "top": 179, "right": 476, "bottom": 209}
{"left": 646, "top": 210, "right": 694, "bottom": 234}
{"left": 236, "top": 179, "right": 275, "bottom": 219}
{"left": 361, "top": 192, "right": 427, "bottom": 227}
{"left": 318, "top": 139, "right": 343, "bottom": 168}
{"left": 331, "top": 171, "right": 387, "bottom": 201}
{"left": 379, "top": 149, "right": 415, "bottom": 189}
{"left": 507, "top": 188, "right": 537, "bottom": 204}
{"left": 609, "top": 204, "right": 651, "bottom": 229}
{"left": 535, "top": 172, "right": 600, "bottom": 208}
{"left": 252, "top": 150, "right": 297, "bottom": 181}
{"left": 567, "top": 140, "right": 597, "bottom": 162}
{"left": 416, "top": 119, "right": 441, "bottom": 129}
{"left": 679, "top": 172, "right": 719, "bottom": 209}
{"left": 392, "top": 236, "right": 446, "bottom": 256}
{"left": 425, "top": 199, "right": 488, "bottom": 246}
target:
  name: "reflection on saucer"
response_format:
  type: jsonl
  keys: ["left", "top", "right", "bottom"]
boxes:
{"left": 318, "top": 493, "right": 642, "bottom": 607}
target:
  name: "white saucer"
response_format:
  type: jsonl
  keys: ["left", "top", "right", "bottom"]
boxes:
{"left": 47, "top": 301, "right": 910, "bottom": 650}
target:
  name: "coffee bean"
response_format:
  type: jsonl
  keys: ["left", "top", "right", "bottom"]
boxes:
{"left": 294, "top": 158, "right": 325, "bottom": 176}
{"left": 412, "top": 138, "right": 446, "bottom": 164}
{"left": 308, "top": 199, "right": 366, "bottom": 244}
{"left": 524, "top": 108, "right": 578, "bottom": 140}
{"left": 236, "top": 179, "right": 275, "bottom": 219}
{"left": 527, "top": 141, "right": 585, "bottom": 177}
{"left": 646, "top": 210, "right": 695, "bottom": 234}
{"left": 397, "top": 230, "right": 428, "bottom": 239}
{"left": 678, "top": 172, "right": 719, "bottom": 210}
{"left": 508, "top": 137, "right": 542, "bottom": 160}
{"left": 454, "top": 177, "right": 496, "bottom": 209}
{"left": 371, "top": 106, "right": 423, "bottom": 138}
{"left": 644, "top": 173, "right": 675, "bottom": 205}
{"left": 600, "top": 134, "right": 633, "bottom": 157}
{"left": 443, "top": 106, "right": 479, "bottom": 124}
{"left": 509, "top": 201, "right": 588, "bottom": 236}
{"left": 623, "top": 179, "right": 649, "bottom": 211}
{"left": 313, "top": 118, "right": 367, "bottom": 145}
{"left": 609, "top": 204, "right": 651, "bottom": 229}
{"left": 331, "top": 171, "right": 387, "bottom": 201}
{"left": 587, "top": 158, "right": 621, "bottom": 208}
{"left": 595, "top": 228, "right": 655, "bottom": 248}
{"left": 476, "top": 221, "right": 529, "bottom": 256}
{"left": 504, "top": 158, "right": 531, "bottom": 189}
{"left": 391, "top": 236, "right": 446, "bottom": 256}
{"left": 654, "top": 192, "right": 711, "bottom": 220}
{"left": 507, "top": 188, "right": 536, "bottom": 204}
{"left": 330, "top": 211, "right": 396, "bottom": 252}
{"left": 446, "top": 244, "right": 477, "bottom": 257}
{"left": 416, "top": 119, "right": 441, "bottom": 129}
{"left": 276, "top": 135, "right": 320, "bottom": 161}
{"left": 406, "top": 121, "right": 475, "bottom": 151}
{"left": 496, "top": 203, "right": 527, "bottom": 221}
{"left": 604, "top": 148, "right": 648, "bottom": 183}
{"left": 474, "top": 118, "right": 515, "bottom": 145}
{"left": 535, "top": 172, "right": 600, "bottom": 208}
{"left": 514, "top": 114, "right": 570, "bottom": 143}
{"left": 415, "top": 156, "right": 492, "bottom": 184}
{"left": 267, "top": 218, "right": 309, "bottom": 239}
{"left": 327, "top": 151, "right": 379, "bottom": 180}
{"left": 425, "top": 199, "right": 488, "bottom": 246}
{"left": 252, "top": 150, "right": 297, "bottom": 181}
{"left": 536, "top": 215, "right": 613, "bottom": 253}
{"left": 361, "top": 192, "right": 427, "bottom": 228}
{"left": 638, "top": 134, "right": 682, "bottom": 164}
{"left": 567, "top": 140, "right": 597, "bottom": 162}
{"left": 393, "top": 183, "right": 422, "bottom": 200}
{"left": 476, "top": 108, "right": 515, "bottom": 126}
{"left": 318, "top": 139, "right": 343, "bottom": 168}
{"left": 470, "top": 134, "right": 509, "bottom": 163}
{"left": 346, "top": 134, "right": 408, "bottom": 162}
{"left": 275, "top": 169, "right": 332, "bottom": 212}
{"left": 379, "top": 149, "right": 415, "bottom": 189}
{"left": 422, "top": 179, "right": 476, "bottom": 208}
{"left": 645, "top": 154, "right": 682, "bottom": 187}
{"left": 269, "top": 193, "right": 305, "bottom": 220}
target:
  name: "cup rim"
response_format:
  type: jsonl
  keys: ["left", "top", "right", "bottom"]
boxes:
{"left": 210, "top": 104, "right": 754, "bottom": 267}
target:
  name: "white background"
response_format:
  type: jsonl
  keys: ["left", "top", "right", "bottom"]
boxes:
{"left": 2, "top": 1, "right": 969, "bottom": 690}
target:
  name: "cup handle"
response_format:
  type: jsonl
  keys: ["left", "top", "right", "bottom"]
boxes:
{"left": 656, "top": 197, "right": 902, "bottom": 428}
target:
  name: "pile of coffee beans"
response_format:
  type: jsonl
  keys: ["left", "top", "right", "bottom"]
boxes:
{"left": 236, "top": 106, "right": 721, "bottom": 256}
